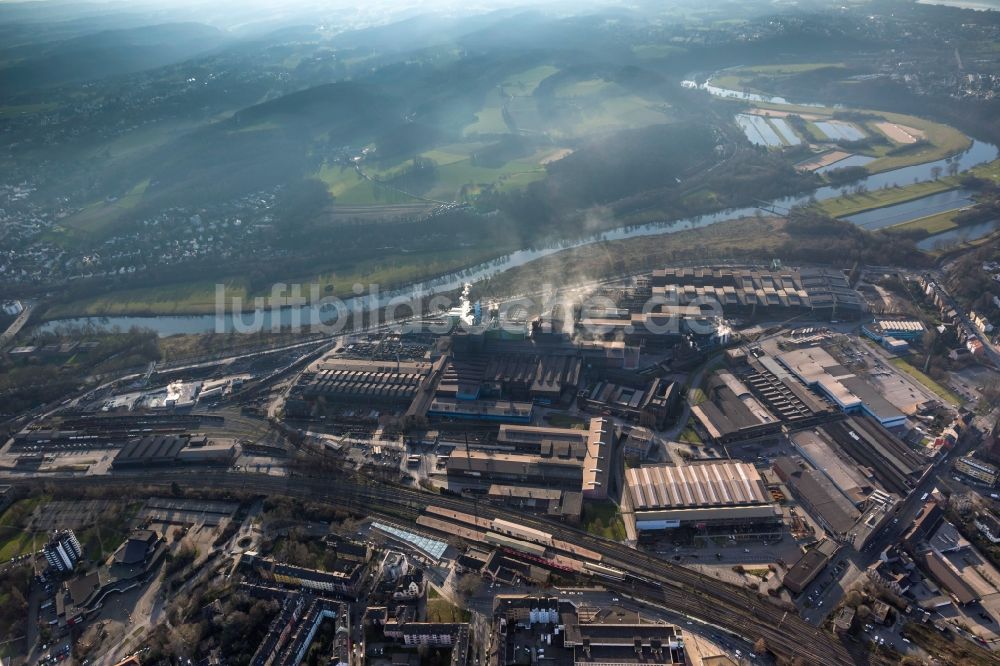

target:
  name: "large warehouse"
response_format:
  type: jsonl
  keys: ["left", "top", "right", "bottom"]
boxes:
{"left": 777, "top": 346, "right": 906, "bottom": 428}
{"left": 647, "top": 266, "right": 865, "bottom": 319}
{"left": 689, "top": 370, "right": 783, "bottom": 445}
{"left": 626, "top": 462, "right": 782, "bottom": 541}
{"left": 297, "top": 357, "right": 433, "bottom": 406}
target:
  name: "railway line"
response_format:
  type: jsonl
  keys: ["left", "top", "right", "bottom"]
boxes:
{"left": 29, "top": 470, "right": 857, "bottom": 665}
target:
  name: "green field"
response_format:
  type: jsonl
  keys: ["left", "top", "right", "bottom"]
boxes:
{"left": 324, "top": 140, "right": 556, "bottom": 203}
{"left": 0, "top": 102, "right": 57, "bottom": 118}
{"left": 863, "top": 110, "right": 971, "bottom": 172}
{"left": 819, "top": 180, "right": 957, "bottom": 218}
{"left": 462, "top": 89, "right": 508, "bottom": 136}
{"left": 0, "top": 532, "right": 34, "bottom": 561}
{"left": 62, "top": 178, "right": 151, "bottom": 233}
{"left": 0, "top": 497, "right": 45, "bottom": 560}
{"left": 746, "top": 63, "right": 845, "bottom": 75}
{"left": 502, "top": 65, "right": 558, "bottom": 95}
{"left": 420, "top": 142, "right": 489, "bottom": 166}
{"left": 889, "top": 357, "right": 962, "bottom": 406}
{"left": 42, "top": 242, "right": 520, "bottom": 319}
{"left": 556, "top": 78, "right": 614, "bottom": 98}
{"left": 469, "top": 64, "right": 673, "bottom": 140}
{"left": 889, "top": 210, "right": 961, "bottom": 235}
{"left": 631, "top": 44, "right": 686, "bottom": 59}
{"left": 820, "top": 159, "right": 1000, "bottom": 235}
{"left": 711, "top": 63, "right": 844, "bottom": 93}
{"left": 965, "top": 158, "right": 1000, "bottom": 184}
{"left": 315, "top": 162, "right": 424, "bottom": 205}
{"left": 565, "top": 94, "right": 670, "bottom": 137}
{"left": 44, "top": 279, "right": 249, "bottom": 318}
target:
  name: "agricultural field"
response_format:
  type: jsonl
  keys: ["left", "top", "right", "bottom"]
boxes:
{"left": 0, "top": 101, "right": 57, "bottom": 118}
{"left": 711, "top": 62, "right": 844, "bottom": 93}
{"left": 818, "top": 179, "right": 958, "bottom": 218}
{"left": 549, "top": 84, "right": 670, "bottom": 138}
{"left": 462, "top": 89, "right": 508, "bottom": 137}
{"left": 44, "top": 279, "right": 249, "bottom": 318}
{"left": 631, "top": 44, "right": 687, "bottom": 59}
{"left": 46, "top": 244, "right": 511, "bottom": 319}
{"left": 62, "top": 178, "right": 151, "bottom": 232}
{"left": 818, "top": 158, "right": 1000, "bottom": 229}
{"left": 465, "top": 63, "right": 674, "bottom": 142}
{"left": 502, "top": 65, "right": 559, "bottom": 95}
{"left": 889, "top": 210, "right": 960, "bottom": 236}
{"left": 315, "top": 139, "right": 559, "bottom": 205}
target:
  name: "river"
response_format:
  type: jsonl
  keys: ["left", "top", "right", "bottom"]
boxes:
{"left": 41, "top": 85, "right": 1000, "bottom": 336}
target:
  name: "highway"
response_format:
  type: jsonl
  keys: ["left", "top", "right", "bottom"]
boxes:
{"left": 0, "top": 301, "right": 33, "bottom": 349}
{"left": 30, "top": 471, "right": 859, "bottom": 665}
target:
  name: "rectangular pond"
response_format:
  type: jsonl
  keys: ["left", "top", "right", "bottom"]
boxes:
{"left": 843, "top": 189, "right": 975, "bottom": 230}
{"left": 735, "top": 114, "right": 783, "bottom": 147}
{"left": 918, "top": 220, "right": 998, "bottom": 251}
{"left": 769, "top": 118, "right": 801, "bottom": 146}
{"left": 815, "top": 120, "right": 866, "bottom": 141}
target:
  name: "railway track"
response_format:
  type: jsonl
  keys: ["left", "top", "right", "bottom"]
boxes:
{"left": 30, "top": 471, "right": 857, "bottom": 665}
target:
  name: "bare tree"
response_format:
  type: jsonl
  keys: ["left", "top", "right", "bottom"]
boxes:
{"left": 457, "top": 573, "right": 481, "bottom": 598}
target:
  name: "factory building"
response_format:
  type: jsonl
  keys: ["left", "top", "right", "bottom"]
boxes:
{"left": 111, "top": 434, "right": 237, "bottom": 469}
{"left": 689, "top": 371, "right": 783, "bottom": 445}
{"left": 436, "top": 338, "right": 582, "bottom": 405}
{"left": 861, "top": 318, "right": 926, "bottom": 342}
{"left": 647, "top": 266, "right": 865, "bottom": 319}
{"left": 621, "top": 427, "right": 656, "bottom": 462}
{"left": 298, "top": 358, "right": 433, "bottom": 406}
{"left": 427, "top": 398, "right": 534, "bottom": 423}
{"left": 819, "top": 417, "right": 925, "bottom": 496}
{"left": 496, "top": 423, "right": 592, "bottom": 457}
{"left": 772, "top": 457, "right": 861, "bottom": 540}
{"left": 783, "top": 539, "right": 840, "bottom": 595}
{"left": 626, "top": 462, "right": 782, "bottom": 541}
{"left": 485, "top": 486, "right": 583, "bottom": 522}
{"left": 742, "top": 360, "right": 833, "bottom": 427}
{"left": 777, "top": 347, "right": 906, "bottom": 428}
{"left": 576, "top": 379, "right": 679, "bottom": 430}
{"left": 446, "top": 418, "right": 613, "bottom": 503}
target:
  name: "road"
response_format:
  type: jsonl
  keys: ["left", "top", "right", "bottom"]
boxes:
{"left": 923, "top": 270, "right": 1000, "bottom": 369}
{"left": 0, "top": 301, "right": 33, "bottom": 349}
{"left": 799, "top": 419, "right": 983, "bottom": 631}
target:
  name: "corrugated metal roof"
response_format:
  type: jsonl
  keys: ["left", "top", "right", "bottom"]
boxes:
{"left": 626, "top": 462, "right": 771, "bottom": 511}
